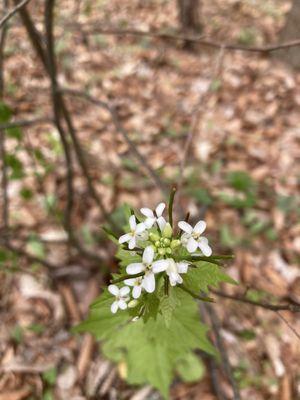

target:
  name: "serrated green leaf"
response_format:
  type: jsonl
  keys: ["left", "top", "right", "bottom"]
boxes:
{"left": 75, "top": 288, "right": 216, "bottom": 399}
{"left": 159, "top": 286, "right": 181, "bottom": 327}
{"left": 184, "top": 262, "right": 237, "bottom": 294}
{"left": 115, "top": 247, "right": 141, "bottom": 270}
{"left": 177, "top": 353, "right": 205, "bottom": 382}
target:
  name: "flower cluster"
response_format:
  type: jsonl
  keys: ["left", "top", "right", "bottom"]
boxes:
{"left": 108, "top": 202, "right": 212, "bottom": 314}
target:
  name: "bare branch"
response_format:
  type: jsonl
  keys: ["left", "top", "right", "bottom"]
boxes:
{"left": 18, "top": 3, "right": 114, "bottom": 225}
{"left": 0, "top": 0, "right": 31, "bottom": 29}
{"left": 177, "top": 44, "right": 225, "bottom": 202}
{"left": 59, "top": 87, "right": 168, "bottom": 194}
{"left": 211, "top": 289, "right": 300, "bottom": 313}
{"left": 276, "top": 311, "right": 300, "bottom": 341}
{"left": 0, "top": 116, "right": 53, "bottom": 130}
{"left": 203, "top": 303, "right": 241, "bottom": 400}
{"left": 73, "top": 25, "right": 300, "bottom": 54}
{"left": 0, "top": 0, "right": 9, "bottom": 241}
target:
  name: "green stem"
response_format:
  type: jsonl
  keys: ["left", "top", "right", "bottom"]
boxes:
{"left": 164, "top": 275, "right": 169, "bottom": 295}
{"left": 168, "top": 186, "right": 177, "bottom": 227}
{"left": 176, "top": 256, "right": 221, "bottom": 266}
{"left": 179, "top": 284, "right": 215, "bottom": 303}
{"left": 110, "top": 272, "right": 145, "bottom": 284}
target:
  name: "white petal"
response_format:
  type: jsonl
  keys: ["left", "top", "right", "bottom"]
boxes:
{"left": 178, "top": 221, "right": 193, "bottom": 234}
{"left": 181, "top": 232, "right": 190, "bottom": 245}
{"left": 129, "top": 215, "right": 136, "bottom": 230}
{"left": 128, "top": 237, "right": 136, "bottom": 249}
{"left": 157, "top": 216, "right": 166, "bottom": 231}
{"left": 198, "top": 237, "right": 212, "bottom": 256}
{"left": 124, "top": 278, "right": 135, "bottom": 286}
{"left": 132, "top": 285, "right": 142, "bottom": 299}
{"left": 187, "top": 237, "right": 198, "bottom": 253}
{"left": 142, "top": 273, "right": 155, "bottom": 293}
{"left": 126, "top": 263, "right": 144, "bottom": 274}
{"left": 155, "top": 202, "right": 165, "bottom": 217}
{"left": 168, "top": 272, "right": 178, "bottom": 286}
{"left": 144, "top": 217, "right": 155, "bottom": 229}
{"left": 143, "top": 245, "right": 154, "bottom": 264}
{"left": 177, "top": 261, "right": 189, "bottom": 274}
{"left": 111, "top": 301, "right": 119, "bottom": 313}
{"left": 135, "top": 222, "right": 146, "bottom": 234}
{"left": 194, "top": 220, "right": 206, "bottom": 235}
{"left": 140, "top": 208, "right": 154, "bottom": 218}
{"left": 120, "top": 286, "right": 130, "bottom": 296}
{"left": 152, "top": 259, "right": 169, "bottom": 273}
{"left": 118, "top": 299, "right": 128, "bottom": 310}
{"left": 108, "top": 284, "right": 119, "bottom": 296}
{"left": 119, "top": 233, "right": 132, "bottom": 244}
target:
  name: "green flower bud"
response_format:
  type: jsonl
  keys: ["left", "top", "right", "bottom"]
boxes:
{"left": 128, "top": 300, "right": 139, "bottom": 308}
{"left": 158, "top": 248, "right": 166, "bottom": 256}
{"left": 162, "top": 223, "right": 173, "bottom": 238}
{"left": 149, "top": 232, "right": 160, "bottom": 242}
{"left": 166, "top": 247, "right": 172, "bottom": 255}
{"left": 163, "top": 238, "right": 171, "bottom": 246}
{"left": 170, "top": 239, "right": 180, "bottom": 249}
{"left": 155, "top": 240, "right": 160, "bottom": 248}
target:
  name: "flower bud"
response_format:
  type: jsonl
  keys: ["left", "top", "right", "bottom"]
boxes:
{"left": 162, "top": 223, "right": 173, "bottom": 238}
{"left": 158, "top": 248, "right": 166, "bottom": 256}
{"left": 163, "top": 238, "right": 171, "bottom": 246}
{"left": 170, "top": 239, "right": 180, "bottom": 249}
{"left": 166, "top": 247, "right": 172, "bottom": 255}
{"left": 149, "top": 232, "right": 160, "bottom": 242}
{"left": 155, "top": 240, "right": 160, "bottom": 247}
{"left": 128, "top": 300, "right": 138, "bottom": 308}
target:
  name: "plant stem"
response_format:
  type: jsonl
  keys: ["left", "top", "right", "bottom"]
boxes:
{"left": 110, "top": 272, "right": 145, "bottom": 284}
{"left": 179, "top": 284, "right": 214, "bottom": 302}
{"left": 164, "top": 275, "right": 169, "bottom": 295}
{"left": 168, "top": 186, "right": 177, "bottom": 227}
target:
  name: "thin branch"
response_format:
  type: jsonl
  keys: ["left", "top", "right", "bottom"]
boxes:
{"left": 3, "top": 240, "right": 62, "bottom": 270}
{"left": 0, "top": 0, "right": 9, "bottom": 241}
{"left": 204, "top": 303, "right": 241, "bottom": 400}
{"left": 177, "top": 45, "right": 225, "bottom": 198}
{"left": 212, "top": 289, "right": 300, "bottom": 313}
{"left": 276, "top": 311, "right": 300, "bottom": 341}
{"left": 59, "top": 87, "right": 168, "bottom": 194}
{"left": 44, "top": 0, "right": 106, "bottom": 264}
{"left": 0, "top": 116, "right": 53, "bottom": 130}
{"left": 73, "top": 25, "right": 300, "bottom": 54}
{"left": 0, "top": 0, "right": 31, "bottom": 29}
{"left": 44, "top": 0, "right": 75, "bottom": 248}
{"left": 18, "top": 4, "right": 113, "bottom": 226}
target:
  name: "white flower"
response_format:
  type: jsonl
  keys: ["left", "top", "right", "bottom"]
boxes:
{"left": 119, "top": 215, "right": 147, "bottom": 250}
{"left": 124, "top": 277, "right": 143, "bottom": 299}
{"left": 126, "top": 246, "right": 168, "bottom": 293}
{"left": 140, "top": 202, "right": 166, "bottom": 231}
{"left": 152, "top": 258, "right": 190, "bottom": 286}
{"left": 178, "top": 220, "right": 212, "bottom": 256}
{"left": 108, "top": 284, "right": 130, "bottom": 314}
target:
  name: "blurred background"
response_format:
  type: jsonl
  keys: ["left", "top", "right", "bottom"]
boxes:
{"left": 0, "top": 0, "right": 300, "bottom": 399}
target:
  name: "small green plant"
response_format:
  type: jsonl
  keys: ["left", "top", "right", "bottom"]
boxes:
{"left": 75, "top": 189, "right": 236, "bottom": 398}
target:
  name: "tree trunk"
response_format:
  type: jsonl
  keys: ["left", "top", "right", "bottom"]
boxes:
{"left": 177, "top": 0, "right": 202, "bottom": 34}
{"left": 274, "top": 0, "right": 300, "bottom": 68}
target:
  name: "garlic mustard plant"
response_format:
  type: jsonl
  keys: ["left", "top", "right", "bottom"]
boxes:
{"left": 75, "top": 189, "right": 237, "bottom": 399}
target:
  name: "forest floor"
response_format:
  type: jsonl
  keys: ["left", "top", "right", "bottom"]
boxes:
{"left": 1, "top": 0, "right": 300, "bottom": 399}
